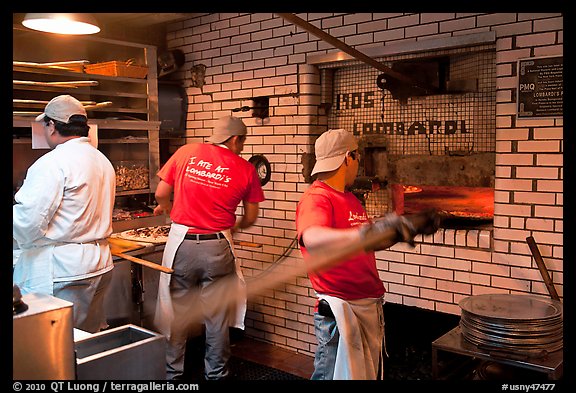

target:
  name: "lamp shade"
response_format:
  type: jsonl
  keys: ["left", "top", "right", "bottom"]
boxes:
{"left": 22, "top": 13, "right": 100, "bottom": 35}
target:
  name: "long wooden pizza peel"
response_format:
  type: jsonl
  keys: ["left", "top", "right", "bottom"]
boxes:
{"left": 108, "top": 237, "right": 173, "bottom": 274}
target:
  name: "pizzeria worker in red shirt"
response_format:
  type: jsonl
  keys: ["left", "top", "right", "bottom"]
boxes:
{"left": 296, "top": 128, "right": 421, "bottom": 380}
{"left": 153, "top": 115, "right": 265, "bottom": 380}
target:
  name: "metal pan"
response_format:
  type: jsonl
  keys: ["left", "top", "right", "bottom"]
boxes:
{"left": 459, "top": 294, "right": 563, "bottom": 353}
{"left": 459, "top": 294, "right": 562, "bottom": 321}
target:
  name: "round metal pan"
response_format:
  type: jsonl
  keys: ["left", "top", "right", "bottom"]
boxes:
{"left": 460, "top": 323, "right": 563, "bottom": 342}
{"left": 459, "top": 294, "right": 563, "bottom": 353}
{"left": 460, "top": 326, "right": 563, "bottom": 352}
{"left": 461, "top": 311, "right": 563, "bottom": 331}
{"left": 461, "top": 332, "right": 563, "bottom": 353}
{"left": 459, "top": 294, "right": 562, "bottom": 321}
{"left": 460, "top": 319, "right": 563, "bottom": 343}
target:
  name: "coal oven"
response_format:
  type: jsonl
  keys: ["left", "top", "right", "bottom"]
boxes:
{"left": 319, "top": 35, "right": 497, "bottom": 230}
{"left": 355, "top": 140, "right": 496, "bottom": 229}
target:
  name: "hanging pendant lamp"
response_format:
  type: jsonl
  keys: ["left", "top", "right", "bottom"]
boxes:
{"left": 22, "top": 13, "right": 100, "bottom": 35}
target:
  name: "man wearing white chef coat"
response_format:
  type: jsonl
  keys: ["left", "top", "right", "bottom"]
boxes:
{"left": 13, "top": 95, "right": 116, "bottom": 333}
{"left": 153, "top": 115, "right": 265, "bottom": 380}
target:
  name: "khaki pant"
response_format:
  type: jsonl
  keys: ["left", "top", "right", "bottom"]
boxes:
{"left": 53, "top": 270, "right": 113, "bottom": 333}
{"left": 165, "top": 238, "right": 237, "bottom": 380}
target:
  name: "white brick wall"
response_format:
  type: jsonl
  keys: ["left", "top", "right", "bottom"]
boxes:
{"left": 165, "top": 13, "right": 563, "bottom": 357}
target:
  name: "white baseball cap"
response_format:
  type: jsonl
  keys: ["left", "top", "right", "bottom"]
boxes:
{"left": 311, "top": 129, "right": 358, "bottom": 176}
{"left": 35, "top": 95, "right": 87, "bottom": 124}
{"left": 206, "top": 115, "right": 247, "bottom": 144}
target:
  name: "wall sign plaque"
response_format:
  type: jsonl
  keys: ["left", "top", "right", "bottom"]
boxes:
{"left": 517, "top": 56, "right": 563, "bottom": 118}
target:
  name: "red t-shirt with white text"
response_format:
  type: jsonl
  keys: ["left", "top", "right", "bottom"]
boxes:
{"left": 157, "top": 143, "right": 265, "bottom": 233}
{"left": 295, "top": 181, "right": 385, "bottom": 300}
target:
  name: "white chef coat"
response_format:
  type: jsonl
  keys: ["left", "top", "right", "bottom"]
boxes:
{"left": 154, "top": 222, "right": 247, "bottom": 339}
{"left": 13, "top": 137, "right": 116, "bottom": 294}
{"left": 318, "top": 294, "right": 385, "bottom": 380}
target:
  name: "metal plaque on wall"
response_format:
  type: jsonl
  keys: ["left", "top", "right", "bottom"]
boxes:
{"left": 517, "top": 56, "right": 563, "bottom": 118}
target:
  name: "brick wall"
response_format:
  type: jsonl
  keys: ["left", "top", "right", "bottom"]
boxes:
{"left": 164, "top": 13, "right": 563, "bottom": 356}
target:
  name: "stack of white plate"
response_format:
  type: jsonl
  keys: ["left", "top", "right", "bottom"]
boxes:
{"left": 459, "top": 294, "right": 563, "bottom": 353}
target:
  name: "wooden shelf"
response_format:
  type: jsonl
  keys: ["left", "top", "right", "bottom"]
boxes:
{"left": 14, "top": 138, "right": 152, "bottom": 145}
{"left": 13, "top": 26, "right": 160, "bottom": 231}
{"left": 13, "top": 116, "right": 160, "bottom": 130}
{"left": 116, "top": 189, "right": 152, "bottom": 197}
{"left": 99, "top": 138, "right": 149, "bottom": 144}
{"left": 13, "top": 85, "right": 149, "bottom": 99}
{"left": 13, "top": 64, "right": 149, "bottom": 84}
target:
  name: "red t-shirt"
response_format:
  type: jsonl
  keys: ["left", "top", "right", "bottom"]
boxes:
{"left": 157, "top": 143, "right": 265, "bottom": 233}
{"left": 296, "top": 181, "right": 385, "bottom": 300}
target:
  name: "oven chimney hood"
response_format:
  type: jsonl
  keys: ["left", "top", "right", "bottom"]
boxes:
{"left": 376, "top": 56, "right": 478, "bottom": 104}
{"left": 307, "top": 30, "right": 494, "bottom": 104}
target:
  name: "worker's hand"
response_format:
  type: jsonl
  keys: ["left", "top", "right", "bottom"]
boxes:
{"left": 416, "top": 209, "right": 442, "bottom": 236}
{"left": 153, "top": 204, "right": 171, "bottom": 216}
{"left": 359, "top": 213, "right": 418, "bottom": 249}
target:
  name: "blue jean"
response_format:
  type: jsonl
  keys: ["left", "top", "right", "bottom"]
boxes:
{"left": 311, "top": 312, "right": 339, "bottom": 380}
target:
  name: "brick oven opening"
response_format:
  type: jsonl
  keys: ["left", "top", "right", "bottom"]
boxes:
{"left": 356, "top": 144, "right": 496, "bottom": 229}
{"left": 323, "top": 40, "right": 496, "bottom": 230}
{"left": 350, "top": 178, "right": 494, "bottom": 230}
{"left": 393, "top": 184, "right": 494, "bottom": 229}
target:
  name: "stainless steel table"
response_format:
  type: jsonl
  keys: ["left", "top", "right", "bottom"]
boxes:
{"left": 431, "top": 326, "right": 563, "bottom": 380}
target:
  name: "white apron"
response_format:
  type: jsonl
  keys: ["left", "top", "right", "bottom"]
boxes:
{"left": 13, "top": 245, "right": 55, "bottom": 295}
{"left": 154, "top": 222, "right": 247, "bottom": 339}
{"left": 318, "top": 294, "right": 385, "bottom": 380}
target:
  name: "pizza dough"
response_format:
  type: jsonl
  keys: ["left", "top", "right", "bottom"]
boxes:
{"left": 114, "top": 225, "right": 170, "bottom": 243}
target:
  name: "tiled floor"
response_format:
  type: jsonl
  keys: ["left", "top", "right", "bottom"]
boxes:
{"left": 230, "top": 337, "right": 315, "bottom": 379}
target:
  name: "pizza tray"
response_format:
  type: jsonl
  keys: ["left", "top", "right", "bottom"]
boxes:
{"left": 459, "top": 294, "right": 563, "bottom": 352}
{"left": 459, "top": 294, "right": 562, "bottom": 322}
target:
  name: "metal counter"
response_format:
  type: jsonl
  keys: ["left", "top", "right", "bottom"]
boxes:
{"left": 13, "top": 293, "right": 75, "bottom": 380}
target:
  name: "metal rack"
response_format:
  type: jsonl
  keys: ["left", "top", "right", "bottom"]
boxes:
{"left": 432, "top": 326, "right": 563, "bottom": 380}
